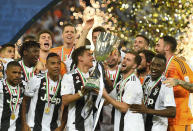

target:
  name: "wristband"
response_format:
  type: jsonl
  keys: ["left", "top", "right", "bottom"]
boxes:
{"left": 78, "top": 90, "right": 83, "bottom": 97}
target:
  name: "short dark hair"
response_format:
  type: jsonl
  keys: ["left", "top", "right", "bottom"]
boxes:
{"left": 138, "top": 50, "right": 155, "bottom": 63}
{"left": 46, "top": 53, "right": 60, "bottom": 62}
{"left": 7, "top": 61, "right": 21, "bottom": 70}
{"left": 127, "top": 51, "right": 142, "bottom": 67}
{"left": 0, "top": 43, "right": 15, "bottom": 54}
{"left": 62, "top": 23, "right": 76, "bottom": 33}
{"left": 92, "top": 26, "right": 106, "bottom": 35}
{"left": 71, "top": 46, "right": 90, "bottom": 66}
{"left": 19, "top": 41, "right": 40, "bottom": 58}
{"left": 37, "top": 30, "right": 53, "bottom": 42}
{"left": 162, "top": 35, "right": 177, "bottom": 52}
{"left": 23, "top": 35, "right": 36, "bottom": 42}
{"left": 154, "top": 54, "right": 167, "bottom": 64}
{"left": 136, "top": 34, "right": 149, "bottom": 45}
{"left": 1, "top": 43, "right": 15, "bottom": 50}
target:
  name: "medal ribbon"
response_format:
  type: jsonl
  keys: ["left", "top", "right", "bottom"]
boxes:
{"left": 118, "top": 73, "right": 133, "bottom": 102}
{"left": 21, "top": 60, "right": 34, "bottom": 81}
{"left": 61, "top": 46, "right": 74, "bottom": 61}
{"left": 164, "top": 56, "right": 174, "bottom": 75}
{"left": 45, "top": 73, "right": 60, "bottom": 107}
{"left": 5, "top": 80, "right": 20, "bottom": 113}
{"left": 77, "top": 68, "right": 86, "bottom": 87}
{"left": 113, "top": 67, "right": 120, "bottom": 88}
{"left": 144, "top": 76, "right": 162, "bottom": 105}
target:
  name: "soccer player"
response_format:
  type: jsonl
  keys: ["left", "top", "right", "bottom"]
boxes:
{"left": 0, "top": 61, "right": 27, "bottom": 131}
{"left": 22, "top": 53, "right": 64, "bottom": 131}
{"left": 155, "top": 36, "right": 193, "bottom": 131}
{"left": 0, "top": 43, "right": 15, "bottom": 78}
{"left": 37, "top": 30, "right": 53, "bottom": 65}
{"left": 0, "top": 43, "right": 15, "bottom": 59}
{"left": 137, "top": 50, "right": 155, "bottom": 84}
{"left": 37, "top": 30, "right": 67, "bottom": 76}
{"left": 130, "top": 54, "right": 176, "bottom": 131}
{"left": 50, "top": 23, "right": 76, "bottom": 72}
{"left": 101, "top": 51, "right": 144, "bottom": 131}
{"left": 61, "top": 46, "right": 94, "bottom": 131}
{"left": 18, "top": 41, "right": 40, "bottom": 82}
{"left": 133, "top": 35, "right": 149, "bottom": 52}
{"left": 100, "top": 49, "right": 121, "bottom": 131}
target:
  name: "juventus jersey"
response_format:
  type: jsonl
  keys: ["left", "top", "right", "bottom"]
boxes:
{"left": 142, "top": 75, "right": 176, "bottom": 131}
{"left": 110, "top": 73, "right": 144, "bottom": 131}
{"left": 61, "top": 69, "right": 94, "bottom": 131}
{"left": 25, "top": 74, "right": 62, "bottom": 131}
{"left": 19, "top": 60, "right": 35, "bottom": 82}
{"left": 100, "top": 67, "right": 121, "bottom": 131}
{"left": 0, "top": 79, "right": 26, "bottom": 131}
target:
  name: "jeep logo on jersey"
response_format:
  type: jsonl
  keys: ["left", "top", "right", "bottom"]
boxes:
{"left": 7, "top": 97, "right": 23, "bottom": 104}
{"left": 147, "top": 98, "right": 154, "bottom": 105}
{"left": 40, "top": 94, "right": 61, "bottom": 105}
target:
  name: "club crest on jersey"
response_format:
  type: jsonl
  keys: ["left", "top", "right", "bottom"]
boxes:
{"left": 43, "top": 82, "right": 46, "bottom": 86}
{"left": 76, "top": 76, "right": 79, "bottom": 80}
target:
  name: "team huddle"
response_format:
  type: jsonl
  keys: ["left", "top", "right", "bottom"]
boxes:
{"left": 0, "top": 21, "right": 193, "bottom": 131}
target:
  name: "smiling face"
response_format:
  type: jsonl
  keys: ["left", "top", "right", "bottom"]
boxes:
{"left": 150, "top": 57, "right": 166, "bottom": 81}
{"left": 62, "top": 26, "right": 76, "bottom": 45}
{"left": 24, "top": 47, "right": 40, "bottom": 66}
{"left": 106, "top": 50, "right": 120, "bottom": 68}
{"left": 133, "top": 36, "right": 148, "bottom": 52}
{"left": 155, "top": 39, "right": 165, "bottom": 54}
{"left": 39, "top": 33, "right": 52, "bottom": 51}
{"left": 121, "top": 53, "right": 137, "bottom": 74}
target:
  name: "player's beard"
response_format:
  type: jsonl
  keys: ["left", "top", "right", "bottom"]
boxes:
{"left": 120, "top": 66, "right": 132, "bottom": 74}
{"left": 108, "top": 61, "right": 118, "bottom": 69}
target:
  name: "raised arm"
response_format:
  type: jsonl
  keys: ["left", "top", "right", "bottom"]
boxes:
{"left": 75, "top": 19, "right": 94, "bottom": 49}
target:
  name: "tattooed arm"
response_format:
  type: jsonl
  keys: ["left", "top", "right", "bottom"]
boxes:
{"left": 163, "top": 78, "right": 193, "bottom": 92}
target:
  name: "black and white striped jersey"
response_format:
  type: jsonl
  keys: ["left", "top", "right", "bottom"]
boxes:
{"left": 61, "top": 69, "right": 94, "bottom": 131}
{"left": 25, "top": 74, "right": 62, "bottom": 131}
{"left": 110, "top": 73, "right": 145, "bottom": 131}
{"left": 0, "top": 79, "right": 26, "bottom": 131}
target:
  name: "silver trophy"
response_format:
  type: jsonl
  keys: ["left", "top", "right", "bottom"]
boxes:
{"left": 85, "top": 32, "right": 119, "bottom": 89}
{"left": 82, "top": 32, "right": 119, "bottom": 121}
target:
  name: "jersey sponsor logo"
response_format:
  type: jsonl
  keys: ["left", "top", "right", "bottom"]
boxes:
{"left": 40, "top": 94, "right": 61, "bottom": 105}
{"left": 147, "top": 98, "right": 154, "bottom": 105}
{"left": 76, "top": 76, "right": 79, "bottom": 80}
{"left": 7, "top": 97, "right": 23, "bottom": 104}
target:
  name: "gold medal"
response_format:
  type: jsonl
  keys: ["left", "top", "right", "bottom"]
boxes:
{"left": 45, "top": 107, "right": 50, "bottom": 113}
{"left": 11, "top": 113, "right": 15, "bottom": 120}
